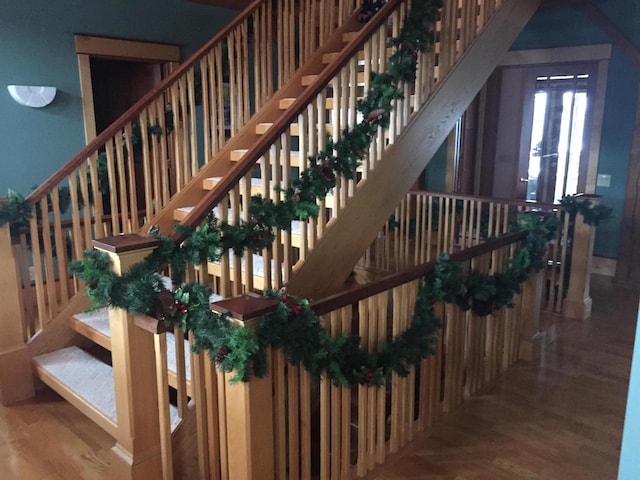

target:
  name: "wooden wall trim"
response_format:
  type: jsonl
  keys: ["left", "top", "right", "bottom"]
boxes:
{"left": 585, "top": 59, "right": 609, "bottom": 193}
{"left": 76, "top": 54, "right": 97, "bottom": 144}
{"left": 74, "top": 35, "right": 180, "bottom": 63}
{"left": 74, "top": 35, "right": 180, "bottom": 144}
{"left": 500, "top": 44, "right": 612, "bottom": 66}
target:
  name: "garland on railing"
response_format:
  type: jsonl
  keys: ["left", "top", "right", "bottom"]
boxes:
{"left": 559, "top": 194, "right": 613, "bottom": 226}
{"left": 4, "top": 1, "right": 558, "bottom": 384}
{"left": 69, "top": 211, "right": 557, "bottom": 386}
{"left": 0, "top": 190, "right": 31, "bottom": 236}
{"left": 68, "top": 0, "right": 446, "bottom": 325}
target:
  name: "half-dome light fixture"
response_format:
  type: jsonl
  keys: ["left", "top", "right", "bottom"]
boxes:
{"left": 7, "top": 85, "right": 57, "bottom": 108}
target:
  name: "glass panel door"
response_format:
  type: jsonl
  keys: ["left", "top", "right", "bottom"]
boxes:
{"left": 525, "top": 74, "right": 590, "bottom": 203}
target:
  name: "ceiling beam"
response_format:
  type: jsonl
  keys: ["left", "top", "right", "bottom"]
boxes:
{"left": 575, "top": 1, "right": 640, "bottom": 70}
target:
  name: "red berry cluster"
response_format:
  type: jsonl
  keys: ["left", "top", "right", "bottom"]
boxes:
{"left": 281, "top": 293, "right": 302, "bottom": 316}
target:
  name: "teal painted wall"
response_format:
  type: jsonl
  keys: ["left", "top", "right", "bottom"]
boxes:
{"left": 511, "top": 1, "right": 640, "bottom": 258}
{"left": 423, "top": 140, "right": 447, "bottom": 192}
{"left": 0, "top": 0, "right": 236, "bottom": 195}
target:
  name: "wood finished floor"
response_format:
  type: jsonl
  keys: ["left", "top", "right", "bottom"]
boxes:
{"left": 0, "top": 274, "right": 636, "bottom": 479}
{"left": 362, "top": 274, "right": 637, "bottom": 480}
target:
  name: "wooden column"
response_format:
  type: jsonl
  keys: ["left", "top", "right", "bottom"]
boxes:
{"left": 93, "top": 234, "right": 164, "bottom": 480}
{"left": 563, "top": 207, "right": 596, "bottom": 320}
{"left": 518, "top": 270, "right": 543, "bottom": 362}
{"left": 0, "top": 224, "right": 35, "bottom": 405}
{"left": 211, "top": 294, "right": 278, "bottom": 480}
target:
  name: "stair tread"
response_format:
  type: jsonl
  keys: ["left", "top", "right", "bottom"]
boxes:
{"left": 70, "top": 300, "right": 223, "bottom": 382}
{"left": 34, "top": 346, "right": 118, "bottom": 423}
{"left": 33, "top": 346, "right": 182, "bottom": 432}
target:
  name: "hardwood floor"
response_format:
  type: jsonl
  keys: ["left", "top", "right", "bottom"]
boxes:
{"left": 0, "top": 274, "right": 636, "bottom": 479}
{"left": 0, "top": 387, "right": 113, "bottom": 480}
{"left": 362, "top": 274, "right": 638, "bottom": 480}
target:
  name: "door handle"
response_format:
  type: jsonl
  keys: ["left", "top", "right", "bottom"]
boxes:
{"left": 519, "top": 177, "right": 529, "bottom": 183}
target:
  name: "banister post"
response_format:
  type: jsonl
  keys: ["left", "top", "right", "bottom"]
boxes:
{"left": 211, "top": 294, "right": 277, "bottom": 480}
{"left": 0, "top": 224, "right": 35, "bottom": 405}
{"left": 562, "top": 201, "right": 596, "bottom": 320}
{"left": 92, "top": 234, "right": 164, "bottom": 480}
{"left": 518, "top": 269, "right": 544, "bottom": 362}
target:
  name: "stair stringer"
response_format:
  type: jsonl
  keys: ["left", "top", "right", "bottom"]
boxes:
{"left": 286, "top": 0, "right": 542, "bottom": 300}
{"left": 27, "top": 292, "right": 92, "bottom": 357}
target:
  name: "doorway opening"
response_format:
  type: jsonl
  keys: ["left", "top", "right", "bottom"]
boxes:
{"left": 74, "top": 34, "right": 180, "bottom": 143}
{"left": 89, "top": 58, "right": 163, "bottom": 135}
{"left": 525, "top": 72, "right": 591, "bottom": 203}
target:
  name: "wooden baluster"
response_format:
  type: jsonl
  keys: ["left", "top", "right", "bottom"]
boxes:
{"left": 300, "top": 365, "right": 312, "bottom": 480}
{"left": 215, "top": 44, "right": 226, "bottom": 149}
{"left": 518, "top": 267, "right": 544, "bottom": 363}
{"left": 203, "top": 354, "right": 222, "bottom": 480}
{"left": 563, "top": 203, "right": 596, "bottom": 320}
{"left": 272, "top": 345, "right": 286, "bottom": 480}
{"left": 18, "top": 232, "right": 36, "bottom": 335}
{"left": 357, "top": 299, "right": 370, "bottom": 477}
{"left": 123, "top": 123, "right": 139, "bottom": 231}
{"left": 105, "top": 138, "right": 120, "bottom": 233}
{"left": 88, "top": 153, "right": 105, "bottom": 239}
{"left": 140, "top": 108, "right": 154, "bottom": 222}
{"left": 93, "top": 234, "right": 164, "bottom": 480}
{"left": 210, "top": 294, "right": 277, "bottom": 480}
{"left": 51, "top": 188, "right": 69, "bottom": 304}
{"left": 554, "top": 209, "right": 569, "bottom": 312}
{"left": 0, "top": 224, "right": 35, "bottom": 405}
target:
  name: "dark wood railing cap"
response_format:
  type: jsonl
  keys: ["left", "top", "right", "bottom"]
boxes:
{"left": 211, "top": 293, "right": 280, "bottom": 322}
{"left": 93, "top": 234, "right": 159, "bottom": 254}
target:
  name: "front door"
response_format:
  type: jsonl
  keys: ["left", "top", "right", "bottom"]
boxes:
{"left": 517, "top": 63, "right": 597, "bottom": 203}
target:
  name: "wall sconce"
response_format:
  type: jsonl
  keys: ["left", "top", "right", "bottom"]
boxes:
{"left": 7, "top": 85, "right": 57, "bottom": 108}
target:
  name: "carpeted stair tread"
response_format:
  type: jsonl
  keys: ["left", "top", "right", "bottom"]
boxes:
{"left": 33, "top": 346, "right": 181, "bottom": 436}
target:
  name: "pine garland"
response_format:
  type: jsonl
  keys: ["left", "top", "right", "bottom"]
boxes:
{"left": 0, "top": 190, "right": 31, "bottom": 236}
{"left": 70, "top": 210, "right": 557, "bottom": 385}
{"left": 5, "top": 1, "right": 562, "bottom": 384}
{"left": 560, "top": 194, "right": 613, "bottom": 226}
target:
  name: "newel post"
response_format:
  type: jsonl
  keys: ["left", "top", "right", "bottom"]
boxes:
{"left": 0, "top": 224, "right": 35, "bottom": 405}
{"left": 519, "top": 269, "right": 544, "bottom": 362}
{"left": 211, "top": 294, "right": 277, "bottom": 480}
{"left": 93, "top": 234, "right": 164, "bottom": 480}
{"left": 563, "top": 203, "right": 596, "bottom": 320}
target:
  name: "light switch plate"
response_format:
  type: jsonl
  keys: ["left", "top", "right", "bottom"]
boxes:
{"left": 597, "top": 174, "right": 611, "bottom": 187}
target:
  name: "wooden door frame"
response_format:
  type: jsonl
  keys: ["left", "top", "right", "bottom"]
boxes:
{"left": 498, "top": 44, "right": 612, "bottom": 195}
{"left": 74, "top": 34, "right": 181, "bottom": 143}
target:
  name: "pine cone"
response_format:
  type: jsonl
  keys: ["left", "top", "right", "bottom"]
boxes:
{"left": 214, "top": 345, "right": 231, "bottom": 364}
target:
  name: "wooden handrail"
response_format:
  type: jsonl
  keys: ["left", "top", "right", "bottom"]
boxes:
{"left": 26, "top": 0, "right": 264, "bottom": 205}
{"left": 174, "top": 0, "right": 404, "bottom": 240}
{"left": 410, "top": 190, "right": 562, "bottom": 211}
{"left": 311, "top": 229, "right": 527, "bottom": 315}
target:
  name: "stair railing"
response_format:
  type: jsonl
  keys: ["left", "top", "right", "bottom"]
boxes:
{"left": 177, "top": 0, "right": 509, "bottom": 299}
{"left": 121, "top": 219, "right": 543, "bottom": 479}
{"left": 10, "top": 0, "right": 363, "bottom": 344}
{"left": 363, "top": 190, "right": 573, "bottom": 314}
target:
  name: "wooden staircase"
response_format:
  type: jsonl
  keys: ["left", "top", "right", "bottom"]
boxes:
{"left": 1, "top": 1, "right": 544, "bottom": 479}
